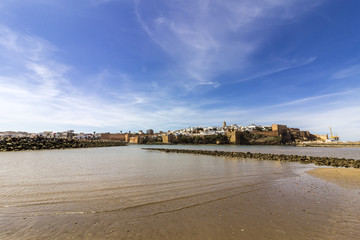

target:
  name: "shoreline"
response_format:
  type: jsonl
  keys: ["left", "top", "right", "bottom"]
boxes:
{"left": 142, "top": 148, "right": 360, "bottom": 168}
{"left": 144, "top": 142, "right": 360, "bottom": 147}
{"left": 296, "top": 142, "right": 360, "bottom": 147}
{"left": 307, "top": 168, "right": 360, "bottom": 189}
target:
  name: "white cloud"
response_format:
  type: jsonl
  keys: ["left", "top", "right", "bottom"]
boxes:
{"left": 332, "top": 64, "right": 360, "bottom": 79}
{"left": 0, "top": 26, "right": 133, "bottom": 130}
{"left": 228, "top": 57, "right": 317, "bottom": 83}
{"left": 1, "top": 3, "right": 359, "bottom": 141}
{"left": 0, "top": 25, "right": 225, "bottom": 132}
{"left": 241, "top": 88, "right": 360, "bottom": 141}
{"left": 134, "top": 0, "right": 322, "bottom": 88}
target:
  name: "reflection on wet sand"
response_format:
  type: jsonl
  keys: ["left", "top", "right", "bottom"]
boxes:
{"left": 0, "top": 146, "right": 359, "bottom": 239}
{"left": 308, "top": 168, "right": 360, "bottom": 189}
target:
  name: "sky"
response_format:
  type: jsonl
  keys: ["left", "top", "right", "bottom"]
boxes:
{"left": 0, "top": 0, "right": 359, "bottom": 140}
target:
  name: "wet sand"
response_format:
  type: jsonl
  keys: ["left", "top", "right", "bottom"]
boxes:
{"left": 2, "top": 169, "right": 360, "bottom": 240}
{"left": 1, "top": 146, "right": 360, "bottom": 239}
{"left": 308, "top": 168, "right": 360, "bottom": 189}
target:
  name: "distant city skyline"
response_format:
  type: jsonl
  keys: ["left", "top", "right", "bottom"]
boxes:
{"left": 0, "top": 1, "right": 359, "bottom": 140}
{"left": 0, "top": 122, "right": 336, "bottom": 143}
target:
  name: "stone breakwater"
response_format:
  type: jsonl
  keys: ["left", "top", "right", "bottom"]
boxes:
{"left": 142, "top": 148, "right": 360, "bottom": 168}
{"left": 0, "top": 137, "right": 126, "bottom": 152}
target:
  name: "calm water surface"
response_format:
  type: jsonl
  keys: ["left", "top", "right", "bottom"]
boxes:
{"left": 144, "top": 144, "right": 360, "bottom": 159}
{"left": 0, "top": 145, "right": 359, "bottom": 239}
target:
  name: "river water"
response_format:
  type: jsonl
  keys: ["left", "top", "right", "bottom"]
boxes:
{"left": 0, "top": 145, "right": 359, "bottom": 239}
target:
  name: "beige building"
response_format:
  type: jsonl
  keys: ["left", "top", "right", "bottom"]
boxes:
{"left": 272, "top": 124, "right": 288, "bottom": 136}
{"left": 100, "top": 133, "right": 126, "bottom": 141}
{"left": 129, "top": 136, "right": 144, "bottom": 144}
{"left": 228, "top": 131, "right": 241, "bottom": 144}
{"left": 162, "top": 134, "right": 177, "bottom": 144}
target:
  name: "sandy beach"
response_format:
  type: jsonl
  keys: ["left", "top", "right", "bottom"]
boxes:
{"left": 308, "top": 168, "right": 360, "bottom": 189}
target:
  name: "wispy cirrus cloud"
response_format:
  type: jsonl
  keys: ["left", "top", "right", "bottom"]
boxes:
{"left": 1, "top": 1, "right": 360, "bottom": 141}
{"left": 134, "top": 0, "right": 322, "bottom": 88}
{"left": 0, "top": 24, "right": 233, "bottom": 132}
{"left": 0, "top": 25, "right": 150, "bottom": 131}
{"left": 1, "top": 24, "right": 359, "bottom": 141}
{"left": 227, "top": 56, "right": 317, "bottom": 84}
{"left": 332, "top": 63, "right": 360, "bottom": 79}
{"left": 207, "top": 88, "right": 360, "bottom": 141}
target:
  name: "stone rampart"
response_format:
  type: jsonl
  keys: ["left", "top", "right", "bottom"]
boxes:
{"left": 100, "top": 133, "right": 126, "bottom": 141}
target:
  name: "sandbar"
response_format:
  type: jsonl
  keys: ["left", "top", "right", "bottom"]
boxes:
{"left": 308, "top": 168, "right": 360, "bottom": 189}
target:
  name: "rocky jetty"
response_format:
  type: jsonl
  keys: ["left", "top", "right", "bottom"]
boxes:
{"left": 142, "top": 148, "right": 360, "bottom": 168}
{"left": 0, "top": 137, "right": 126, "bottom": 152}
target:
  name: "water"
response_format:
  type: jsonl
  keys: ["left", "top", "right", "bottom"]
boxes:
{"left": 0, "top": 145, "right": 359, "bottom": 239}
{"left": 143, "top": 144, "right": 360, "bottom": 159}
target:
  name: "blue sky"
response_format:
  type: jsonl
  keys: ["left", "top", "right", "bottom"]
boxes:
{"left": 0, "top": 0, "right": 359, "bottom": 140}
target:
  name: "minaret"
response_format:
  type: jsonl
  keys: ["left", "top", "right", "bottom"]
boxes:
{"left": 223, "top": 121, "right": 226, "bottom": 128}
